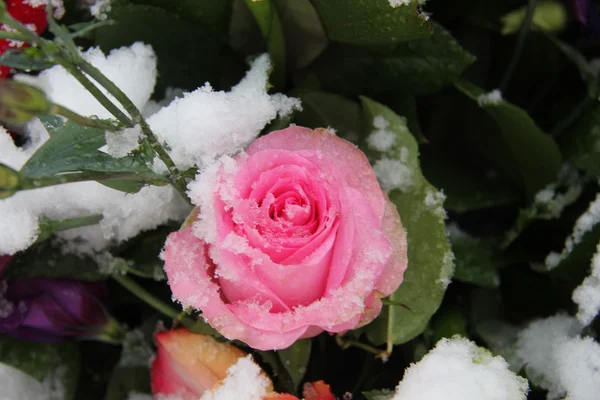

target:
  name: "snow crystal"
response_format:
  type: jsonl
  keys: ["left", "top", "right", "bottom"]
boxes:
{"left": 391, "top": 337, "right": 529, "bottom": 400}
{"left": 545, "top": 192, "right": 600, "bottom": 270}
{"left": 424, "top": 188, "right": 447, "bottom": 219}
{"left": 89, "top": 0, "right": 111, "bottom": 20}
{"left": 0, "top": 362, "right": 49, "bottom": 400}
{"left": 147, "top": 54, "right": 301, "bottom": 169}
{"left": 373, "top": 157, "right": 413, "bottom": 193}
{"left": 367, "top": 116, "right": 397, "bottom": 153}
{"left": 15, "top": 42, "right": 157, "bottom": 120}
{"left": 119, "top": 329, "right": 154, "bottom": 367}
{"left": 389, "top": 0, "right": 411, "bottom": 7}
{"left": 553, "top": 336, "right": 600, "bottom": 400}
{"left": 200, "top": 355, "right": 271, "bottom": 400}
{"left": 513, "top": 314, "right": 582, "bottom": 398}
{"left": 477, "top": 90, "right": 503, "bottom": 106}
{"left": 572, "top": 241, "right": 600, "bottom": 326}
{"left": 22, "top": 0, "right": 65, "bottom": 19}
{"left": 105, "top": 125, "right": 141, "bottom": 158}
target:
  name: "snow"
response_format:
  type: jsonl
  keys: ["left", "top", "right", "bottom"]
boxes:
{"left": 510, "top": 313, "right": 600, "bottom": 400}
{"left": 105, "top": 125, "right": 141, "bottom": 158}
{"left": 367, "top": 115, "right": 397, "bottom": 153}
{"left": 22, "top": 0, "right": 65, "bottom": 19}
{"left": 89, "top": 0, "right": 111, "bottom": 20}
{"left": 389, "top": 0, "right": 411, "bottom": 7}
{"left": 391, "top": 337, "right": 529, "bottom": 400}
{"left": 0, "top": 362, "right": 49, "bottom": 400}
{"left": 477, "top": 90, "right": 503, "bottom": 106}
{"left": 373, "top": 157, "right": 413, "bottom": 193}
{"left": 545, "top": 192, "right": 600, "bottom": 270}
{"left": 572, "top": 241, "right": 600, "bottom": 326}
{"left": 0, "top": 43, "right": 191, "bottom": 255}
{"left": 126, "top": 394, "right": 152, "bottom": 400}
{"left": 424, "top": 188, "right": 447, "bottom": 219}
{"left": 199, "top": 355, "right": 271, "bottom": 400}
{"left": 15, "top": 42, "right": 157, "bottom": 120}
{"left": 147, "top": 54, "right": 301, "bottom": 169}
{"left": 118, "top": 329, "right": 154, "bottom": 368}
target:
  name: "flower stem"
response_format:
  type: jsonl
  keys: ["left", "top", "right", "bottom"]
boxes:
{"left": 74, "top": 58, "right": 190, "bottom": 202}
{"left": 36, "top": 214, "right": 103, "bottom": 243}
{"left": 335, "top": 335, "right": 391, "bottom": 361}
{"left": 112, "top": 274, "right": 196, "bottom": 328}
{"left": 19, "top": 170, "right": 169, "bottom": 191}
{"left": 52, "top": 104, "right": 121, "bottom": 131}
{"left": 499, "top": 0, "right": 538, "bottom": 91}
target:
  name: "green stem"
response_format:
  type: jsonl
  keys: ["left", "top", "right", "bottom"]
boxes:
{"left": 0, "top": 31, "right": 29, "bottom": 41}
{"left": 36, "top": 214, "right": 103, "bottom": 243}
{"left": 499, "top": 0, "right": 538, "bottom": 91}
{"left": 75, "top": 58, "right": 190, "bottom": 202}
{"left": 244, "top": 0, "right": 286, "bottom": 89}
{"left": 112, "top": 274, "right": 196, "bottom": 328}
{"left": 0, "top": 13, "right": 43, "bottom": 45}
{"left": 52, "top": 104, "right": 121, "bottom": 131}
{"left": 56, "top": 61, "right": 133, "bottom": 125}
{"left": 20, "top": 170, "right": 169, "bottom": 191}
{"left": 335, "top": 335, "right": 390, "bottom": 360}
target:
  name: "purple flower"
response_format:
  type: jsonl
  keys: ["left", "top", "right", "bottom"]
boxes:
{"left": 0, "top": 278, "right": 121, "bottom": 343}
{"left": 571, "top": 0, "right": 600, "bottom": 32}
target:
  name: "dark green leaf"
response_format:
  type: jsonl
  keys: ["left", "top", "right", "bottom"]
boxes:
{"left": 448, "top": 227, "right": 501, "bottom": 288}
{"left": 276, "top": 339, "right": 311, "bottom": 392}
{"left": 309, "top": 0, "right": 431, "bottom": 46}
{"left": 104, "top": 366, "right": 150, "bottom": 400}
{"left": 5, "top": 240, "right": 105, "bottom": 281}
{"left": 455, "top": 79, "right": 562, "bottom": 199}
{"left": 275, "top": 0, "right": 328, "bottom": 69}
{"left": 95, "top": 4, "right": 242, "bottom": 95}
{"left": 561, "top": 105, "right": 600, "bottom": 176}
{"left": 39, "top": 115, "right": 65, "bottom": 134}
{"left": 421, "top": 149, "right": 520, "bottom": 212}
{"left": 430, "top": 306, "right": 468, "bottom": 344}
{"left": 307, "top": 23, "right": 475, "bottom": 96}
{"left": 363, "top": 390, "right": 394, "bottom": 400}
{"left": 293, "top": 91, "right": 362, "bottom": 141}
{"left": 360, "top": 97, "right": 453, "bottom": 345}
{"left": 128, "top": 0, "right": 232, "bottom": 38}
{"left": 0, "top": 337, "right": 80, "bottom": 400}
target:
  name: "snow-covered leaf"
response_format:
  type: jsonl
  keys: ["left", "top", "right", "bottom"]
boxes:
{"left": 360, "top": 97, "right": 454, "bottom": 345}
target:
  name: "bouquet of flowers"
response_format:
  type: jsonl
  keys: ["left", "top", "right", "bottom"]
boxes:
{"left": 0, "top": 0, "right": 599, "bottom": 399}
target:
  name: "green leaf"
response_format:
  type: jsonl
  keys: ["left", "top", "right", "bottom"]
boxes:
{"left": 95, "top": 4, "right": 242, "bottom": 95}
{"left": 307, "top": 23, "right": 475, "bottom": 96}
{"left": 363, "top": 390, "right": 394, "bottom": 400}
{"left": 128, "top": 0, "right": 232, "bottom": 38}
{"left": 360, "top": 97, "right": 453, "bottom": 346}
{"left": 276, "top": 339, "right": 311, "bottom": 392}
{"left": 0, "top": 337, "right": 80, "bottom": 400}
{"left": 421, "top": 149, "right": 520, "bottom": 212}
{"left": 448, "top": 227, "right": 501, "bottom": 288}
{"left": 0, "top": 48, "right": 55, "bottom": 71}
{"left": 454, "top": 79, "right": 562, "bottom": 199}
{"left": 5, "top": 240, "right": 105, "bottom": 281}
{"left": 275, "top": 0, "right": 328, "bottom": 69}
{"left": 104, "top": 366, "right": 150, "bottom": 400}
{"left": 561, "top": 105, "right": 600, "bottom": 176}
{"left": 309, "top": 0, "right": 431, "bottom": 46}
{"left": 19, "top": 120, "right": 167, "bottom": 193}
{"left": 293, "top": 91, "right": 362, "bottom": 141}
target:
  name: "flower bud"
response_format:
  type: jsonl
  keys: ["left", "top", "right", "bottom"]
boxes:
{"left": 0, "top": 277, "right": 121, "bottom": 343}
{"left": 0, "top": 79, "right": 53, "bottom": 125}
{"left": 0, "top": 162, "right": 19, "bottom": 199}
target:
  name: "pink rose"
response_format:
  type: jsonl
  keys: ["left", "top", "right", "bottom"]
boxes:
{"left": 163, "top": 127, "right": 408, "bottom": 350}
